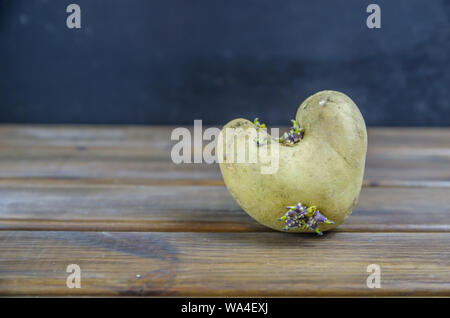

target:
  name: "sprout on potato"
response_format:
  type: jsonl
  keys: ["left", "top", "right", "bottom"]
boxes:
{"left": 278, "top": 203, "right": 334, "bottom": 235}
{"left": 279, "top": 119, "right": 304, "bottom": 146}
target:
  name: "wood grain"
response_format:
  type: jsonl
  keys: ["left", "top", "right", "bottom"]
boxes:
{"left": 1, "top": 125, "right": 449, "bottom": 148}
{"left": 0, "top": 125, "right": 449, "bottom": 296}
{"left": 0, "top": 126, "right": 449, "bottom": 186}
{"left": 0, "top": 231, "right": 448, "bottom": 296}
{"left": 0, "top": 183, "right": 448, "bottom": 232}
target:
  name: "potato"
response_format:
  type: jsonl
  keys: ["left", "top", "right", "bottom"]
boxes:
{"left": 217, "top": 90, "right": 367, "bottom": 234}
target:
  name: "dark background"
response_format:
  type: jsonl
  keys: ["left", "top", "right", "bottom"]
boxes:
{"left": 0, "top": 0, "right": 449, "bottom": 126}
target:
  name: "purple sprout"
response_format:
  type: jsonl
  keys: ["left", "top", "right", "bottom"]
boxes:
{"left": 278, "top": 203, "right": 334, "bottom": 235}
{"left": 279, "top": 120, "right": 304, "bottom": 145}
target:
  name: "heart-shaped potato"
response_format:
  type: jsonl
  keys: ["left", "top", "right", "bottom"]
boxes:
{"left": 218, "top": 90, "right": 367, "bottom": 234}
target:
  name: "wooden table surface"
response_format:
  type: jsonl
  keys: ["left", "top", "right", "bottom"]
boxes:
{"left": 0, "top": 125, "right": 449, "bottom": 296}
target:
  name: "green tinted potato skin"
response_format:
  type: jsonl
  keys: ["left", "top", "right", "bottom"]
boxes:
{"left": 218, "top": 90, "right": 367, "bottom": 233}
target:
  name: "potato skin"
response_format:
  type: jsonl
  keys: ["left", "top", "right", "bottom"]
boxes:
{"left": 218, "top": 90, "right": 367, "bottom": 233}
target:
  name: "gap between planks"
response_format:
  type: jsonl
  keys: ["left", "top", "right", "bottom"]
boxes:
{"left": 0, "top": 218, "right": 449, "bottom": 233}
{"left": 0, "top": 177, "right": 449, "bottom": 188}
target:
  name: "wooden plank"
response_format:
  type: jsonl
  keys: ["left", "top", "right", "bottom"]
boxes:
{"left": 0, "top": 160, "right": 448, "bottom": 187}
{"left": 0, "top": 126, "right": 448, "bottom": 186}
{"left": 0, "top": 231, "right": 448, "bottom": 296}
{"left": 1, "top": 125, "right": 449, "bottom": 148}
{"left": 0, "top": 182, "right": 448, "bottom": 232}
{"left": 368, "top": 127, "right": 450, "bottom": 148}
